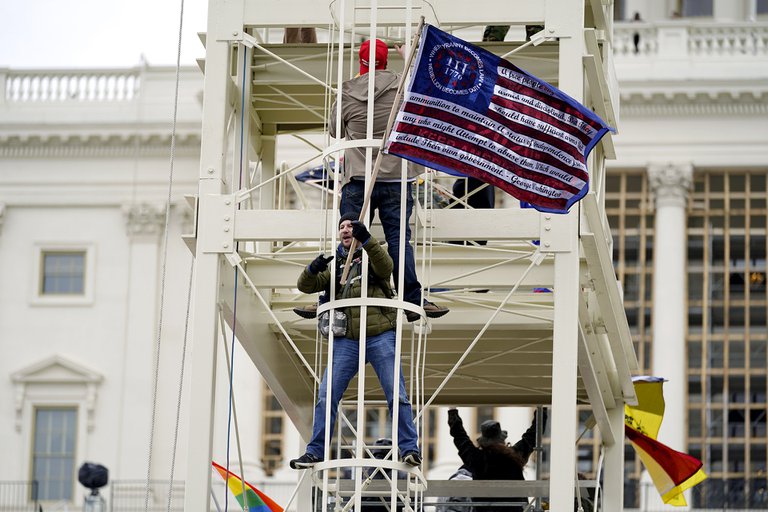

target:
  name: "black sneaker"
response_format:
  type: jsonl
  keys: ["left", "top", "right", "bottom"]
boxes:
{"left": 423, "top": 300, "right": 449, "bottom": 319}
{"left": 402, "top": 451, "right": 422, "bottom": 467}
{"left": 289, "top": 452, "right": 321, "bottom": 469}
{"left": 293, "top": 303, "right": 318, "bottom": 319}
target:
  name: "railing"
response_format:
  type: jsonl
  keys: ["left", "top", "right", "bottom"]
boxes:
{"left": 108, "top": 480, "right": 184, "bottom": 512}
{"left": 614, "top": 21, "right": 768, "bottom": 58}
{"left": 109, "top": 479, "right": 299, "bottom": 512}
{"left": 2, "top": 70, "right": 140, "bottom": 103}
{"left": 0, "top": 481, "right": 38, "bottom": 512}
{"left": 625, "top": 477, "right": 768, "bottom": 511}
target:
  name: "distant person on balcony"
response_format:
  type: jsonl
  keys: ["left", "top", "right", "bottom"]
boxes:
{"left": 446, "top": 408, "right": 546, "bottom": 511}
{"left": 289, "top": 216, "right": 422, "bottom": 470}
{"left": 450, "top": 177, "right": 495, "bottom": 246}
{"left": 632, "top": 12, "right": 643, "bottom": 54}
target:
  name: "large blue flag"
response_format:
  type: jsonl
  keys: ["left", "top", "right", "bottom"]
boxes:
{"left": 385, "top": 24, "right": 613, "bottom": 214}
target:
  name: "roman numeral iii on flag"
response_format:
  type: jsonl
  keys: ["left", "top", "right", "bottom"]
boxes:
{"left": 385, "top": 24, "right": 613, "bottom": 214}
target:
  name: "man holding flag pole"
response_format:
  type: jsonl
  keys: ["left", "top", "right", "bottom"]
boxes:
{"left": 334, "top": 20, "right": 449, "bottom": 323}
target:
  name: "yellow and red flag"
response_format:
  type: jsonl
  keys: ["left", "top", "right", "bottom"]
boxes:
{"left": 625, "top": 376, "right": 707, "bottom": 506}
{"left": 212, "top": 461, "right": 284, "bottom": 512}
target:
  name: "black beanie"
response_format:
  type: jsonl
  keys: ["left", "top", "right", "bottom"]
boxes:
{"left": 339, "top": 212, "right": 357, "bottom": 227}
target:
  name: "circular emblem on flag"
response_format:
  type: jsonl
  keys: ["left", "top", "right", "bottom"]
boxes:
{"left": 428, "top": 42, "right": 484, "bottom": 95}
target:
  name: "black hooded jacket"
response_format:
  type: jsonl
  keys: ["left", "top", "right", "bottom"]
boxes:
{"left": 447, "top": 409, "right": 543, "bottom": 512}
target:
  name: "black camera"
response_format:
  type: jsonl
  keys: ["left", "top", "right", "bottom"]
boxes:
{"left": 78, "top": 463, "right": 108, "bottom": 496}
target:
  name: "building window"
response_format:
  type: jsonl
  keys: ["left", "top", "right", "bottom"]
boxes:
{"left": 685, "top": 171, "right": 768, "bottom": 507}
{"left": 679, "top": 0, "right": 713, "bottom": 17}
{"left": 261, "top": 383, "right": 283, "bottom": 476}
{"left": 41, "top": 251, "right": 86, "bottom": 295}
{"left": 32, "top": 244, "right": 95, "bottom": 305}
{"left": 32, "top": 407, "right": 77, "bottom": 501}
{"left": 758, "top": 0, "right": 768, "bottom": 15}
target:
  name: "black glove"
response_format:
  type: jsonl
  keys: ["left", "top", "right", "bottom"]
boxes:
{"left": 308, "top": 254, "right": 334, "bottom": 274}
{"left": 535, "top": 408, "right": 548, "bottom": 430}
{"left": 350, "top": 221, "right": 371, "bottom": 244}
{"left": 447, "top": 408, "right": 460, "bottom": 427}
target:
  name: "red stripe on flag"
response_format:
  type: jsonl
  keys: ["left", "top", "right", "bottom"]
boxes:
{"left": 490, "top": 94, "right": 593, "bottom": 149}
{"left": 401, "top": 102, "right": 589, "bottom": 178}
{"left": 388, "top": 141, "right": 568, "bottom": 210}
{"left": 393, "top": 122, "right": 583, "bottom": 193}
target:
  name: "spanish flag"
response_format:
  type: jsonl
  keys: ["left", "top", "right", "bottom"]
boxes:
{"left": 625, "top": 376, "right": 707, "bottom": 506}
{"left": 212, "top": 461, "right": 284, "bottom": 512}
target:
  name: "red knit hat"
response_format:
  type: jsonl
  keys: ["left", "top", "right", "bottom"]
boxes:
{"left": 359, "top": 39, "right": 388, "bottom": 75}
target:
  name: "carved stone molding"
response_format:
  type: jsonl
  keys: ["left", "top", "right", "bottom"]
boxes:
{"left": 648, "top": 163, "right": 693, "bottom": 209}
{"left": 11, "top": 355, "right": 103, "bottom": 432}
{"left": 123, "top": 202, "right": 167, "bottom": 238}
{"left": 0, "top": 134, "right": 201, "bottom": 159}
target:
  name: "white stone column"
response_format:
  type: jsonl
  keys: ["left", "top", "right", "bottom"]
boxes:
{"left": 496, "top": 407, "right": 536, "bottom": 478}
{"left": 115, "top": 203, "right": 165, "bottom": 479}
{"left": 427, "top": 406, "right": 463, "bottom": 479}
{"left": 647, "top": 163, "right": 692, "bottom": 509}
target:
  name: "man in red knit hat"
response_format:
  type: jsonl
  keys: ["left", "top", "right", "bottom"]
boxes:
{"left": 328, "top": 38, "right": 449, "bottom": 322}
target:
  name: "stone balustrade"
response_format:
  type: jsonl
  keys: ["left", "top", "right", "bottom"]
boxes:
{"left": 614, "top": 21, "right": 768, "bottom": 58}
{"left": 2, "top": 69, "right": 140, "bottom": 102}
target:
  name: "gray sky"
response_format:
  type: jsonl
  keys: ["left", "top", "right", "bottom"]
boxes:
{"left": 0, "top": 0, "right": 209, "bottom": 69}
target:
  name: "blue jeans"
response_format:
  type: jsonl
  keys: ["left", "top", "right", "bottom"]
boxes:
{"left": 306, "top": 330, "right": 420, "bottom": 458}
{"left": 341, "top": 179, "right": 422, "bottom": 306}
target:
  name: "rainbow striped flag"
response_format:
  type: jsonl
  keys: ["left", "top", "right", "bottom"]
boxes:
{"left": 212, "top": 461, "right": 284, "bottom": 512}
{"left": 625, "top": 377, "right": 707, "bottom": 506}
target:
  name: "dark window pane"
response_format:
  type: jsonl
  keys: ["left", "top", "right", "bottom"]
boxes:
{"left": 751, "top": 445, "right": 767, "bottom": 473}
{"left": 750, "top": 306, "right": 767, "bottom": 328}
{"left": 727, "top": 409, "right": 746, "bottom": 436}
{"left": 710, "top": 444, "right": 724, "bottom": 471}
{"left": 729, "top": 376, "right": 746, "bottom": 403}
{"left": 728, "top": 445, "right": 746, "bottom": 472}
{"left": 689, "top": 408, "right": 702, "bottom": 437}
{"left": 689, "top": 272, "right": 704, "bottom": 300}
{"left": 710, "top": 376, "right": 724, "bottom": 402}
{"left": 751, "top": 339, "right": 767, "bottom": 368}
{"left": 709, "top": 341, "right": 724, "bottom": 368}
{"left": 729, "top": 340, "right": 745, "bottom": 368}
{"left": 688, "top": 236, "right": 704, "bottom": 263}
{"left": 688, "top": 341, "right": 702, "bottom": 369}
{"left": 689, "top": 374, "right": 702, "bottom": 402}
{"left": 751, "top": 410, "right": 767, "bottom": 437}
{"left": 752, "top": 375, "right": 767, "bottom": 402}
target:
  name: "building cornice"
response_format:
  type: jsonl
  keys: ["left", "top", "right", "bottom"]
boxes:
{"left": 0, "top": 133, "right": 201, "bottom": 158}
{"left": 619, "top": 89, "right": 768, "bottom": 117}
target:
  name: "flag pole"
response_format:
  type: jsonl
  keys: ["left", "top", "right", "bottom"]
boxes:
{"left": 340, "top": 16, "right": 426, "bottom": 284}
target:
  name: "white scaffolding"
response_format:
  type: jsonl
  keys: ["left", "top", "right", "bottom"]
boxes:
{"left": 183, "top": 0, "right": 638, "bottom": 510}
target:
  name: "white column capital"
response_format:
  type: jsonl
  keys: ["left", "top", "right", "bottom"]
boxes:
{"left": 648, "top": 163, "right": 693, "bottom": 209}
{"left": 122, "top": 202, "right": 167, "bottom": 238}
